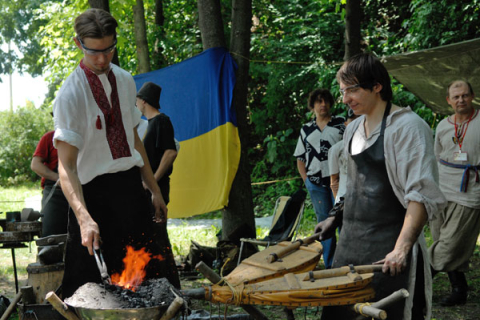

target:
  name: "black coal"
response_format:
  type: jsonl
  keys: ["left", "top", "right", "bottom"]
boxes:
{"left": 108, "top": 278, "right": 178, "bottom": 308}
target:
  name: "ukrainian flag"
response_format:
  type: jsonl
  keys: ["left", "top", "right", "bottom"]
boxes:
{"left": 134, "top": 47, "right": 240, "bottom": 218}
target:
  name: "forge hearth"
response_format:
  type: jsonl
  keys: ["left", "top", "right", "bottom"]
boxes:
{"left": 65, "top": 278, "right": 180, "bottom": 310}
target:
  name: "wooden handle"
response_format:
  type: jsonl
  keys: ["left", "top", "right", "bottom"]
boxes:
{"left": 195, "top": 261, "right": 221, "bottom": 283}
{"left": 195, "top": 261, "right": 268, "bottom": 320}
{"left": 160, "top": 297, "right": 184, "bottom": 320}
{"left": 354, "top": 289, "right": 409, "bottom": 320}
{"left": 0, "top": 291, "right": 22, "bottom": 320}
{"left": 266, "top": 233, "right": 320, "bottom": 263}
{"left": 45, "top": 291, "right": 81, "bottom": 320}
{"left": 181, "top": 288, "right": 206, "bottom": 300}
{"left": 302, "top": 265, "right": 384, "bottom": 281}
{"left": 21, "top": 286, "right": 35, "bottom": 305}
{"left": 353, "top": 303, "right": 387, "bottom": 320}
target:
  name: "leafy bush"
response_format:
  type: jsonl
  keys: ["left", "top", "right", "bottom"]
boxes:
{"left": 0, "top": 105, "right": 52, "bottom": 186}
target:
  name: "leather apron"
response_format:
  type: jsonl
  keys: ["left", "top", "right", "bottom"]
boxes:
{"left": 322, "top": 102, "right": 410, "bottom": 320}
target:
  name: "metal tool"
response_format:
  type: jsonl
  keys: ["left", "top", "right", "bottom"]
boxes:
{"left": 94, "top": 249, "right": 112, "bottom": 285}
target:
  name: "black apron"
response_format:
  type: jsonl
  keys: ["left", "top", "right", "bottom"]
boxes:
{"left": 322, "top": 102, "right": 411, "bottom": 320}
{"left": 62, "top": 167, "right": 161, "bottom": 298}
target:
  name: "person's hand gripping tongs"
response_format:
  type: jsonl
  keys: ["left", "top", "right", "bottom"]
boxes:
{"left": 94, "top": 249, "right": 112, "bottom": 285}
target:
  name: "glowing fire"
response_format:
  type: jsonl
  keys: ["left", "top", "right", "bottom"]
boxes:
{"left": 111, "top": 246, "right": 164, "bottom": 291}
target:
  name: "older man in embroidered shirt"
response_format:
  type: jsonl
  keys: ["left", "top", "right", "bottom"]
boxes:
{"left": 429, "top": 80, "right": 480, "bottom": 306}
{"left": 53, "top": 9, "right": 167, "bottom": 298}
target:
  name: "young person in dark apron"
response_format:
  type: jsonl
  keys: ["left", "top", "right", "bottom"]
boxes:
{"left": 315, "top": 53, "right": 447, "bottom": 320}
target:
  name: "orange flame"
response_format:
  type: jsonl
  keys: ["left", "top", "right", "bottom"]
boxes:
{"left": 111, "top": 246, "right": 164, "bottom": 291}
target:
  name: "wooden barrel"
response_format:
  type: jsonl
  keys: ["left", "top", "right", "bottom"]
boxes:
{"left": 27, "top": 262, "right": 64, "bottom": 304}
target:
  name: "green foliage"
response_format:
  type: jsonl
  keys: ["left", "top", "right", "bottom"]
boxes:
{"left": 32, "top": 0, "right": 204, "bottom": 101}
{"left": 248, "top": 0, "right": 346, "bottom": 210}
{"left": 404, "top": 0, "right": 480, "bottom": 50}
{"left": 251, "top": 179, "right": 304, "bottom": 217}
{"left": 0, "top": 0, "right": 56, "bottom": 79}
{"left": 0, "top": 106, "right": 52, "bottom": 186}
{"left": 361, "top": 0, "right": 414, "bottom": 55}
{"left": 148, "top": 0, "right": 205, "bottom": 69}
{"left": 2, "top": 0, "right": 478, "bottom": 210}
{"left": 36, "top": 0, "right": 87, "bottom": 95}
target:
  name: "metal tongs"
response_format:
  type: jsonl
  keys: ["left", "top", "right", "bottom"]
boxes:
{"left": 94, "top": 248, "right": 112, "bottom": 285}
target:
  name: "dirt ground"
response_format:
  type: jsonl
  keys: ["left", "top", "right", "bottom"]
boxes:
{"left": 0, "top": 254, "right": 479, "bottom": 319}
{"left": 179, "top": 257, "right": 480, "bottom": 320}
{"left": 180, "top": 278, "right": 480, "bottom": 320}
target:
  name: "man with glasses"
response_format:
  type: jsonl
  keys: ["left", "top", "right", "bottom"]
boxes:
{"left": 429, "top": 80, "right": 480, "bottom": 306}
{"left": 53, "top": 8, "right": 168, "bottom": 297}
{"left": 315, "top": 53, "right": 446, "bottom": 320}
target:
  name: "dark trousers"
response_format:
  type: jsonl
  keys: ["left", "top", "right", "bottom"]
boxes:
{"left": 41, "top": 184, "right": 69, "bottom": 237}
{"left": 146, "top": 185, "right": 181, "bottom": 289}
{"left": 62, "top": 167, "right": 158, "bottom": 298}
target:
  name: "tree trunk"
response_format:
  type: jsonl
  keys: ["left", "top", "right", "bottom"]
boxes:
{"left": 197, "top": 0, "right": 255, "bottom": 243}
{"left": 222, "top": 0, "right": 255, "bottom": 243}
{"left": 197, "top": 0, "right": 226, "bottom": 49}
{"left": 155, "top": 0, "right": 164, "bottom": 26}
{"left": 88, "top": 0, "right": 109, "bottom": 12}
{"left": 88, "top": 0, "right": 120, "bottom": 67}
{"left": 152, "top": 0, "right": 167, "bottom": 69}
{"left": 133, "top": 0, "right": 151, "bottom": 74}
{"left": 344, "top": 0, "right": 362, "bottom": 60}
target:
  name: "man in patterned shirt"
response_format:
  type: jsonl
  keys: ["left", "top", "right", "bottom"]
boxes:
{"left": 294, "top": 88, "right": 345, "bottom": 269}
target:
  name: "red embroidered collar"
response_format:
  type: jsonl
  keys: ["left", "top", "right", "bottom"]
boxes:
{"left": 80, "top": 60, "right": 131, "bottom": 160}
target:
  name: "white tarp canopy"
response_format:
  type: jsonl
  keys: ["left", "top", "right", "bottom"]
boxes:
{"left": 382, "top": 38, "right": 480, "bottom": 115}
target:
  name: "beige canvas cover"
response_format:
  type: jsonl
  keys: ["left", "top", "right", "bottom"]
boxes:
{"left": 382, "top": 38, "right": 480, "bottom": 115}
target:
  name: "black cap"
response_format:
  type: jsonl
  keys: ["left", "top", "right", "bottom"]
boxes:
{"left": 137, "top": 82, "right": 162, "bottom": 109}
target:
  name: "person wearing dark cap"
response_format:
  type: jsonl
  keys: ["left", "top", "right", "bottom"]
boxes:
{"left": 136, "top": 81, "right": 180, "bottom": 288}
{"left": 136, "top": 82, "right": 177, "bottom": 204}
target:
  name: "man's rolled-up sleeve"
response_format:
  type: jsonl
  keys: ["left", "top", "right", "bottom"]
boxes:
{"left": 386, "top": 113, "right": 447, "bottom": 221}
{"left": 53, "top": 96, "right": 85, "bottom": 151}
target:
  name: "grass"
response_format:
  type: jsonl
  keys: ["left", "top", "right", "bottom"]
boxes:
{"left": 0, "top": 184, "right": 478, "bottom": 320}
{"left": 0, "top": 183, "right": 42, "bottom": 303}
{"left": 0, "top": 182, "right": 41, "bottom": 214}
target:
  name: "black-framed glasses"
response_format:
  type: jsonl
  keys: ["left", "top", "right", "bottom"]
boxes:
{"left": 77, "top": 37, "right": 117, "bottom": 56}
{"left": 339, "top": 84, "right": 362, "bottom": 97}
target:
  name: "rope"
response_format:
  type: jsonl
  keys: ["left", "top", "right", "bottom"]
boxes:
{"left": 354, "top": 302, "right": 372, "bottom": 318}
{"left": 216, "top": 260, "right": 245, "bottom": 306}
{"left": 223, "top": 304, "right": 229, "bottom": 319}
{"left": 230, "top": 51, "right": 314, "bottom": 65}
{"left": 251, "top": 176, "right": 301, "bottom": 186}
{"left": 222, "top": 278, "right": 243, "bottom": 305}
{"left": 439, "top": 159, "right": 480, "bottom": 192}
{"left": 220, "top": 258, "right": 230, "bottom": 278}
